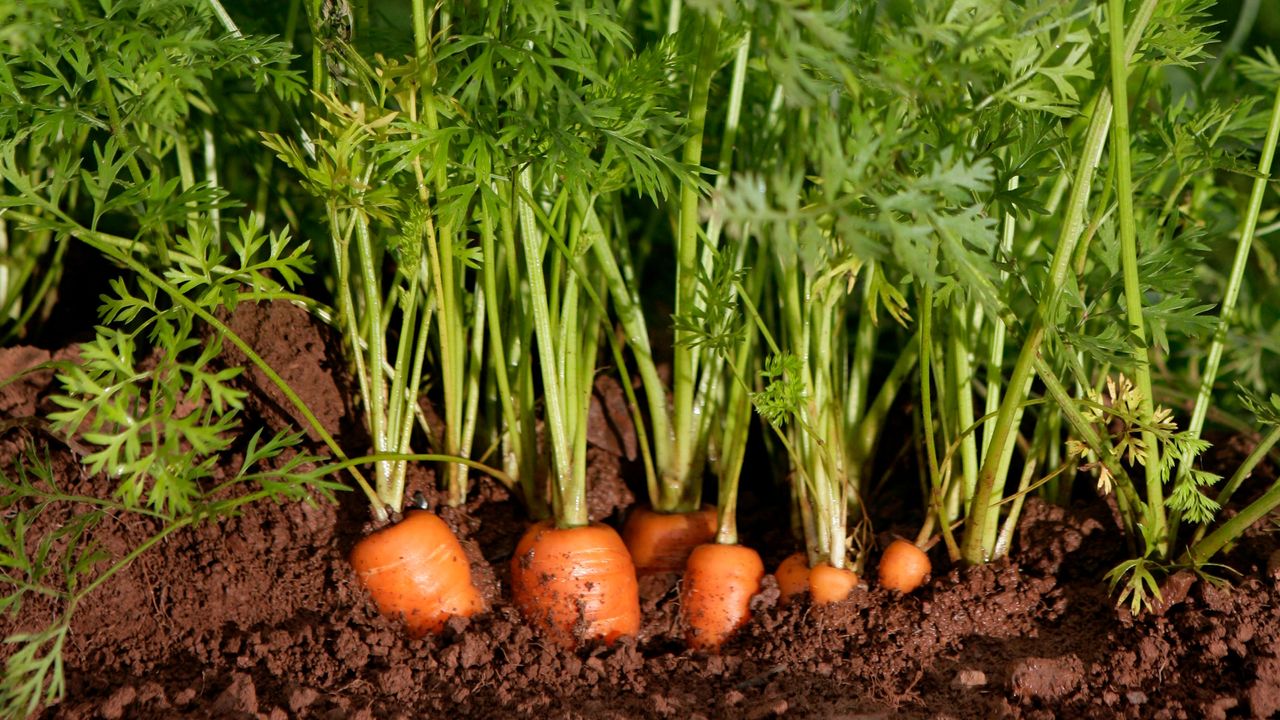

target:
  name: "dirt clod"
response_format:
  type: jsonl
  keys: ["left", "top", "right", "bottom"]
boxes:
{"left": 1249, "top": 656, "right": 1280, "bottom": 718}
{"left": 1010, "top": 656, "right": 1084, "bottom": 701}
{"left": 211, "top": 673, "right": 258, "bottom": 716}
{"left": 952, "top": 669, "right": 987, "bottom": 688}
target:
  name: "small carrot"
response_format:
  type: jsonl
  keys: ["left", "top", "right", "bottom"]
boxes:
{"left": 681, "top": 543, "right": 764, "bottom": 651}
{"left": 774, "top": 551, "right": 810, "bottom": 605}
{"left": 878, "top": 538, "right": 932, "bottom": 593}
{"left": 349, "top": 510, "right": 485, "bottom": 637}
{"left": 510, "top": 520, "right": 640, "bottom": 648}
{"left": 621, "top": 505, "right": 717, "bottom": 575}
{"left": 775, "top": 553, "right": 858, "bottom": 605}
{"left": 808, "top": 563, "right": 858, "bottom": 605}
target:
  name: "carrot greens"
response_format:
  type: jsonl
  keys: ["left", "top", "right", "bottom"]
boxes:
{"left": 7, "top": 0, "right": 1280, "bottom": 707}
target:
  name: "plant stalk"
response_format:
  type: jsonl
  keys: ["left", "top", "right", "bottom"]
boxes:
{"left": 669, "top": 10, "right": 721, "bottom": 512}
{"left": 1171, "top": 81, "right": 1280, "bottom": 535}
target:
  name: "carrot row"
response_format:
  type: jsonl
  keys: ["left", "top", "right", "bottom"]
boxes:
{"left": 350, "top": 510, "right": 933, "bottom": 648}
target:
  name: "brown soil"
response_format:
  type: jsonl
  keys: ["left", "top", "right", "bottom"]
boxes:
{"left": 3, "top": 302, "right": 1280, "bottom": 719}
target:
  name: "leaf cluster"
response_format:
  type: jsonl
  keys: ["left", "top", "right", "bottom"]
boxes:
{"left": 43, "top": 218, "right": 311, "bottom": 516}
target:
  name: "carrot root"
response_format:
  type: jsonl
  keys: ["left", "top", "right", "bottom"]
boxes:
{"left": 511, "top": 520, "right": 640, "bottom": 648}
{"left": 775, "top": 551, "right": 810, "bottom": 605}
{"left": 878, "top": 538, "right": 932, "bottom": 593}
{"left": 681, "top": 543, "right": 764, "bottom": 651}
{"left": 349, "top": 510, "right": 485, "bottom": 637}
{"left": 621, "top": 504, "right": 718, "bottom": 575}
{"left": 809, "top": 563, "right": 858, "bottom": 605}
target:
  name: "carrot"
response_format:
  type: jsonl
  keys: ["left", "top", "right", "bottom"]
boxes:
{"left": 349, "top": 510, "right": 485, "bottom": 637}
{"left": 775, "top": 554, "right": 858, "bottom": 605}
{"left": 878, "top": 538, "right": 932, "bottom": 593}
{"left": 775, "top": 551, "right": 810, "bottom": 605}
{"left": 680, "top": 543, "right": 764, "bottom": 651}
{"left": 621, "top": 505, "right": 717, "bottom": 575}
{"left": 510, "top": 520, "right": 640, "bottom": 648}
{"left": 808, "top": 563, "right": 858, "bottom": 605}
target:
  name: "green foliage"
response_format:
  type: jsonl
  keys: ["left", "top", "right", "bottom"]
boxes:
{"left": 671, "top": 250, "right": 749, "bottom": 356}
{"left": 0, "top": 0, "right": 304, "bottom": 342}
{"left": 0, "top": 2, "right": 344, "bottom": 711}
{"left": 1105, "top": 550, "right": 1164, "bottom": 616}
{"left": 50, "top": 323, "right": 242, "bottom": 514}
{"left": 752, "top": 352, "right": 805, "bottom": 427}
{"left": 0, "top": 0, "right": 1278, "bottom": 670}
{"left": 0, "top": 430, "right": 337, "bottom": 715}
{"left": 1241, "top": 387, "right": 1280, "bottom": 427}
{"left": 41, "top": 217, "right": 310, "bottom": 515}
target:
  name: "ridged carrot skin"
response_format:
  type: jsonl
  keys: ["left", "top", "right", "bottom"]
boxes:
{"left": 511, "top": 520, "right": 640, "bottom": 648}
{"left": 349, "top": 510, "right": 485, "bottom": 637}
{"left": 621, "top": 505, "right": 717, "bottom": 575}
{"left": 681, "top": 543, "right": 764, "bottom": 651}
{"left": 775, "top": 551, "right": 810, "bottom": 605}
{"left": 878, "top": 539, "right": 932, "bottom": 593}
{"left": 809, "top": 563, "right": 858, "bottom": 605}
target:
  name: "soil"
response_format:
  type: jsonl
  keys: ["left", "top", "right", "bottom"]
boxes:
{"left": 3, "top": 301, "right": 1280, "bottom": 719}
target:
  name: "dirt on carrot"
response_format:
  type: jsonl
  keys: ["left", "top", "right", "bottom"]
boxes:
{"left": 510, "top": 520, "right": 640, "bottom": 648}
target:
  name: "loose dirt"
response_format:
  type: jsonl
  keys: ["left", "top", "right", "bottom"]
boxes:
{"left": 2, "top": 302, "right": 1279, "bottom": 719}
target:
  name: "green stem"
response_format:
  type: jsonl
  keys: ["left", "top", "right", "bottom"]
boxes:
{"left": 1183, "top": 474, "right": 1280, "bottom": 567}
{"left": 982, "top": 181, "right": 1015, "bottom": 461}
{"left": 850, "top": 338, "right": 920, "bottom": 467}
{"left": 670, "top": 10, "right": 720, "bottom": 510}
{"left": 457, "top": 286, "right": 486, "bottom": 504}
{"left": 516, "top": 169, "right": 577, "bottom": 526}
{"left": 961, "top": 103, "right": 1095, "bottom": 563}
{"left": 480, "top": 190, "right": 526, "bottom": 494}
{"left": 993, "top": 410, "right": 1053, "bottom": 559}
{"left": 75, "top": 518, "right": 191, "bottom": 607}
{"left": 714, "top": 315, "right": 760, "bottom": 547}
{"left": 704, "top": 31, "right": 750, "bottom": 250}
{"left": 1108, "top": 0, "right": 1164, "bottom": 550}
{"left": 589, "top": 215, "right": 672, "bottom": 499}
{"left": 1172, "top": 82, "right": 1280, "bottom": 533}
{"left": 846, "top": 265, "right": 879, "bottom": 443}
{"left": 919, "top": 282, "right": 943, "bottom": 513}
{"left": 1188, "top": 425, "right": 1280, "bottom": 548}
{"left": 321, "top": 452, "right": 513, "bottom": 490}
{"left": 1214, "top": 425, "right": 1280, "bottom": 509}
{"left": 352, "top": 209, "right": 395, "bottom": 507}
{"left": 960, "top": 0, "right": 1159, "bottom": 565}
{"left": 501, "top": 180, "right": 542, "bottom": 515}
{"left": 1033, "top": 356, "right": 1142, "bottom": 514}
{"left": 949, "top": 304, "right": 978, "bottom": 507}
{"left": 569, "top": 280, "right": 603, "bottom": 528}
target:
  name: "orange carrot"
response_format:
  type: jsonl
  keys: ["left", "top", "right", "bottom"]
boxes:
{"left": 621, "top": 505, "right": 717, "bottom": 575}
{"left": 878, "top": 538, "right": 931, "bottom": 593}
{"left": 809, "top": 563, "right": 858, "bottom": 605}
{"left": 510, "top": 520, "right": 640, "bottom": 648}
{"left": 680, "top": 543, "right": 764, "bottom": 651}
{"left": 775, "top": 551, "right": 810, "bottom": 605}
{"left": 349, "top": 510, "right": 484, "bottom": 637}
